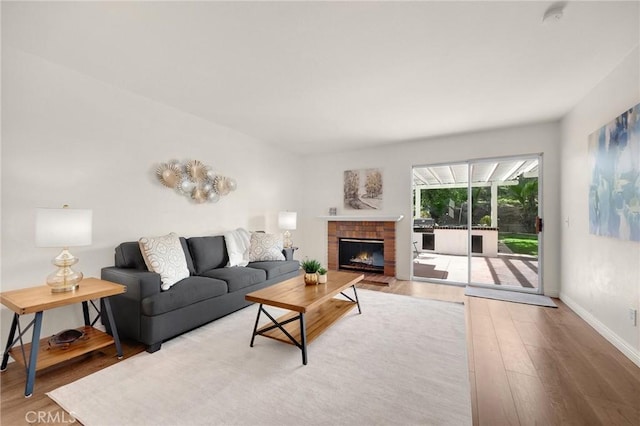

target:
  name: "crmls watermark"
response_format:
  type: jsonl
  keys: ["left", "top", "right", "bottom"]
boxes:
{"left": 25, "top": 410, "right": 76, "bottom": 424}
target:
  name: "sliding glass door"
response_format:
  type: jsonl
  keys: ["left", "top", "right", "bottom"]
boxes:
{"left": 412, "top": 155, "right": 543, "bottom": 293}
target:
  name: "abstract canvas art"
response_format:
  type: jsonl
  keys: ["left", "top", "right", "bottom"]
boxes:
{"left": 588, "top": 103, "right": 640, "bottom": 241}
{"left": 344, "top": 168, "right": 383, "bottom": 210}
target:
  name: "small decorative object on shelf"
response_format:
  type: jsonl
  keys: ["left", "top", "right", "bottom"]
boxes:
{"left": 329, "top": 207, "right": 337, "bottom": 216}
{"left": 301, "top": 259, "right": 322, "bottom": 285}
{"left": 156, "top": 159, "right": 237, "bottom": 204}
{"left": 48, "top": 329, "right": 86, "bottom": 350}
{"left": 317, "top": 267, "right": 328, "bottom": 284}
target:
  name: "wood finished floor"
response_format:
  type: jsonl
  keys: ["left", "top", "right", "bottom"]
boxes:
{"left": 2, "top": 281, "right": 639, "bottom": 425}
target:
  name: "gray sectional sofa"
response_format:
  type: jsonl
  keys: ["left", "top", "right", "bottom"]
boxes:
{"left": 101, "top": 235, "right": 299, "bottom": 352}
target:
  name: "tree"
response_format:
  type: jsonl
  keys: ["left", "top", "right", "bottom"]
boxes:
{"left": 364, "top": 170, "right": 383, "bottom": 198}
{"left": 344, "top": 170, "right": 359, "bottom": 202}
{"left": 499, "top": 175, "right": 538, "bottom": 232}
{"left": 419, "top": 188, "right": 468, "bottom": 224}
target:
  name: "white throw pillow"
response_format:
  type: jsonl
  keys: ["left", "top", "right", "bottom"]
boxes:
{"left": 248, "top": 233, "right": 286, "bottom": 262}
{"left": 139, "top": 232, "right": 189, "bottom": 291}
{"left": 224, "top": 228, "right": 251, "bottom": 267}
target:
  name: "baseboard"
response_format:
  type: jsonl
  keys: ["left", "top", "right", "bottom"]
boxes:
{"left": 560, "top": 292, "right": 640, "bottom": 368}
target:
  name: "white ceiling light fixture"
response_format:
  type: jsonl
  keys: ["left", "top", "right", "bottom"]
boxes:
{"left": 542, "top": 3, "right": 566, "bottom": 25}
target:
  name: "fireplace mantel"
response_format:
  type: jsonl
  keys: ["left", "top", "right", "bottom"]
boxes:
{"left": 318, "top": 215, "right": 404, "bottom": 222}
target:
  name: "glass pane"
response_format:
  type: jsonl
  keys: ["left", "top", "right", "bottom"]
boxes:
{"left": 469, "top": 158, "right": 540, "bottom": 290}
{"left": 412, "top": 163, "right": 469, "bottom": 284}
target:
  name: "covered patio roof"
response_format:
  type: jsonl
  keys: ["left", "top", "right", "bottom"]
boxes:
{"left": 413, "top": 159, "right": 539, "bottom": 188}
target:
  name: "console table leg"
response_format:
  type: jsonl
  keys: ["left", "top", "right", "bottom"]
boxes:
{"left": 299, "top": 313, "right": 307, "bottom": 365}
{"left": 1, "top": 313, "right": 19, "bottom": 371}
{"left": 101, "top": 298, "right": 123, "bottom": 359}
{"left": 82, "top": 301, "right": 91, "bottom": 326}
{"left": 25, "top": 311, "right": 43, "bottom": 397}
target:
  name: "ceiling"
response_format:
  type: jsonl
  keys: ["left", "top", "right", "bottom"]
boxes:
{"left": 2, "top": 1, "right": 639, "bottom": 154}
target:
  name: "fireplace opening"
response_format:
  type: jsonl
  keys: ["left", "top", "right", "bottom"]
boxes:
{"left": 338, "top": 238, "right": 384, "bottom": 274}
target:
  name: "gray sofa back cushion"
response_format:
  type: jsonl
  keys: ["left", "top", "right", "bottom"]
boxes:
{"left": 115, "top": 237, "right": 196, "bottom": 275}
{"left": 187, "top": 236, "right": 229, "bottom": 274}
{"left": 115, "top": 242, "right": 147, "bottom": 270}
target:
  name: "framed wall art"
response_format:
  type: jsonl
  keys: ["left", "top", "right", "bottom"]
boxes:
{"left": 343, "top": 168, "right": 383, "bottom": 210}
{"left": 588, "top": 103, "right": 639, "bottom": 241}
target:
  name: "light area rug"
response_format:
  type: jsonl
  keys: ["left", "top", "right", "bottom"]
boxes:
{"left": 465, "top": 286, "right": 557, "bottom": 308}
{"left": 48, "top": 290, "right": 471, "bottom": 426}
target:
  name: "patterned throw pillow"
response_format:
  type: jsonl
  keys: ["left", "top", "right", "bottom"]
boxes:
{"left": 139, "top": 232, "right": 189, "bottom": 291}
{"left": 248, "top": 233, "right": 285, "bottom": 262}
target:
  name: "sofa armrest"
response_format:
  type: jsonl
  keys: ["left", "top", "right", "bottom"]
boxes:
{"left": 101, "top": 267, "right": 162, "bottom": 301}
{"left": 282, "top": 247, "right": 297, "bottom": 261}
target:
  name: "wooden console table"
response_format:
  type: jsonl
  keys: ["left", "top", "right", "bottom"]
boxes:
{"left": 0, "top": 278, "right": 125, "bottom": 397}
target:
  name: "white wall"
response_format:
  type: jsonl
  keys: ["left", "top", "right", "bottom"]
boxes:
{"left": 1, "top": 47, "right": 303, "bottom": 342}
{"left": 560, "top": 47, "right": 640, "bottom": 366}
{"left": 299, "top": 121, "right": 561, "bottom": 296}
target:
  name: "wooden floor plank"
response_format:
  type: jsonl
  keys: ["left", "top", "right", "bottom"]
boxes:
{"left": 585, "top": 395, "right": 640, "bottom": 426}
{"left": 473, "top": 332, "right": 521, "bottom": 426}
{"left": 470, "top": 313, "right": 495, "bottom": 338}
{"left": 512, "top": 319, "right": 554, "bottom": 349}
{"left": 524, "top": 345, "right": 602, "bottom": 425}
{"left": 469, "top": 370, "right": 479, "bottom": 426}
{"left": 506, "top": 370, "right": 556, "bottom": 426}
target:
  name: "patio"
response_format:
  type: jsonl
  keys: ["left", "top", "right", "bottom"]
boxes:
{"left": 412, "top": 251, "right": 539, "bottom": 289}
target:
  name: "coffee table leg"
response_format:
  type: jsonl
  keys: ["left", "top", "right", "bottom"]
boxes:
{"left": 250, "top": 304, "right": 263, "bottom": 347}
{"left": 25, "top": 311, "right": 43, "bottom": 398}
{"left": 352, "top": 285, "right": 362, "bottom": 314}
{"left": 299, "top": 313, "right": 307, "bottom": 365}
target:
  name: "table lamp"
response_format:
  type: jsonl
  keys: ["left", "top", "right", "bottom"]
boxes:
{"left": 278, "top": 211, "right": 297, "bottom": 249}
{"left": 36, "top": 206, "right": 92, "bottom": 293}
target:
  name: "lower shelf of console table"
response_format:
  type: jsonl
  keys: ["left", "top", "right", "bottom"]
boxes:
{"left": 8, "top": 326, "right": 116, "bottom": 371}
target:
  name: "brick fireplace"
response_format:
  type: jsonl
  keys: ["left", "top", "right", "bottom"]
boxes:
{"left": 327, "top": 220, "right": 397, "bottom": 278}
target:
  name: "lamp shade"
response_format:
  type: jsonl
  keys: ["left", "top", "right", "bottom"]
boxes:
{"left": 278, "top": 211, "right": 297, "bottom": 230}
{"left": 36, "top": 208, "right": 93, "bottom": 248}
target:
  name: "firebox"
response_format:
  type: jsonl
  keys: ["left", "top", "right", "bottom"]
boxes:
{"left": 338, "top": 238, "right": 384, "bottom": 274}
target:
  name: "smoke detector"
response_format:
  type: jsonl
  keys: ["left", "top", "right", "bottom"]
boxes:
{"left": 542, "top": 4, "right": 565, "bottom": 24}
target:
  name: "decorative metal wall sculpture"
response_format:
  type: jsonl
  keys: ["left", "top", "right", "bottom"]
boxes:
{"left": 156, "top": 160, "right": 237, "bottom": 203}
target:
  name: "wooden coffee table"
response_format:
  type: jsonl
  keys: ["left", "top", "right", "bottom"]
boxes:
{"left": 246, "top": 271, "right": 364, "bottom": 365}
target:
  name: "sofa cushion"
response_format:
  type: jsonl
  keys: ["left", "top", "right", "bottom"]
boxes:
{"left": 187, "top": 236, "right": 228, "bottom": 274}
{"left": 139, "top": 232, "right": 189, "bottom": 291}
{"left": 140, "top": 276, "right": 228, "bottom": 316}
{"left": 201, "top": 267, "right": 267, "bottom": 292}
{"left": 115, "top": 242, "right": 148, "bottom": 270}
{"left": 115, "top": 238, "right": 195, "bottom": 275}
{"left": 247, "top": 260, "right": 300, "bottom": 280}
{"left": 248, "top": 233, "right": 285, "bottom": 262}
{"left": 179, "top": 237, "right": 196, "bottom": 276}
{"left": 224, "top": 228, "right": 251, "bottom": 267}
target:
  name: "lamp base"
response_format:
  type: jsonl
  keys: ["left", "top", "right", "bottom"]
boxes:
{"left": 47, "top": 248, "right": 83, "bottom": 293}
{"left": 283, "top": 230, "right": 293, "bottom": 249}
